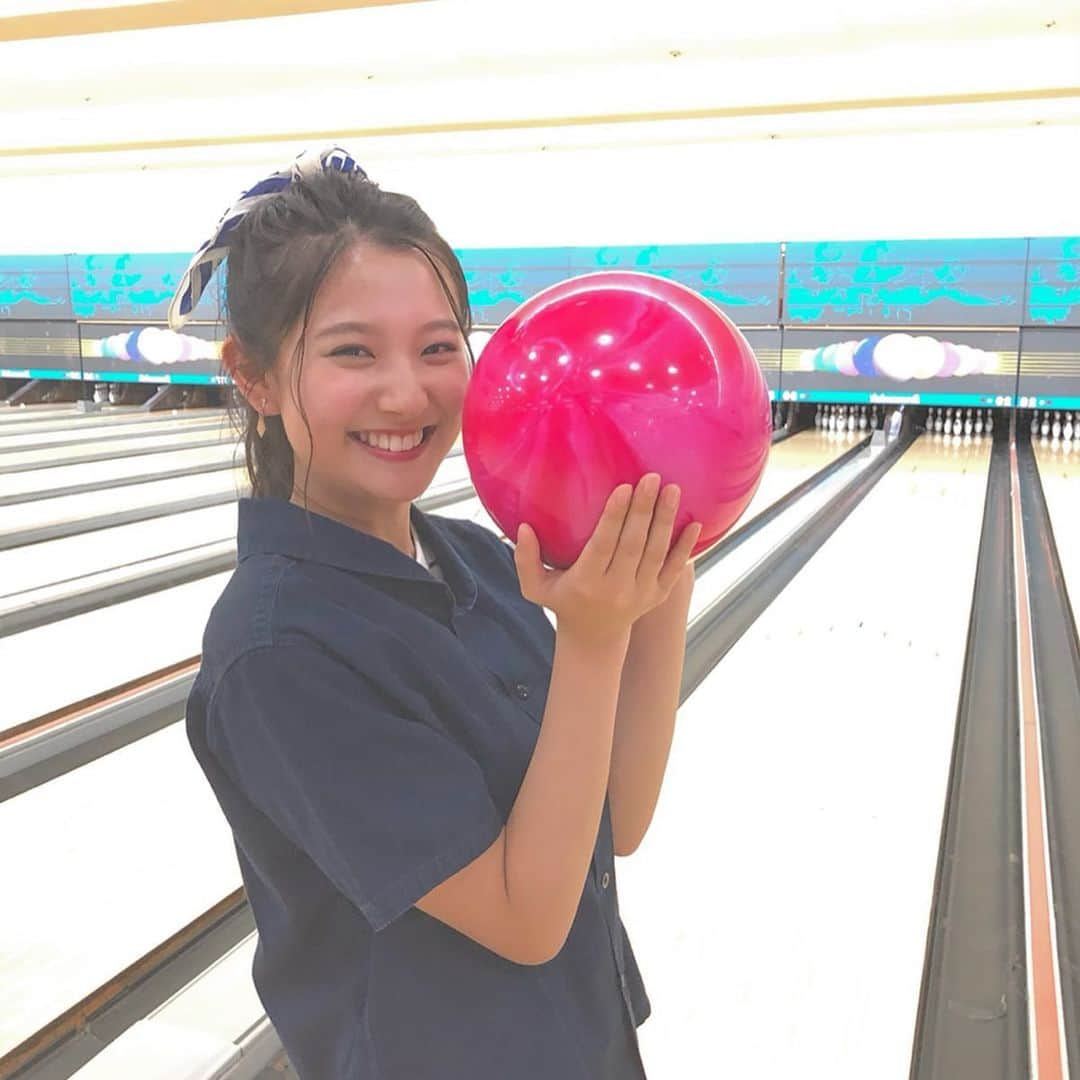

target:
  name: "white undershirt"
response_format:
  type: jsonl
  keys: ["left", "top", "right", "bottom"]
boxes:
{"left": 412, "top": 528, "right": 444, "bottom": 582}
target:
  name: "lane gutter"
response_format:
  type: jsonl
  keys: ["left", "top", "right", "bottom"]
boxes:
{"left": 910, "top": 430, "right": 1028, "bottom": 1078}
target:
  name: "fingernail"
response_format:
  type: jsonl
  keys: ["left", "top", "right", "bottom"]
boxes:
{"left": 664, "top": 485, "right": 680, "bottom": 507}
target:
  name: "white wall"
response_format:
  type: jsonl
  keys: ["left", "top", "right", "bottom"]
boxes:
{"left": 0, "top": 123, "right": 1075, "bottom": 255}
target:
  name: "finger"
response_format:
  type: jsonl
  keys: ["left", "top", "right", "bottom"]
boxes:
{"left": 513, "top": 523, "right": 548, "bottom": 599}
{"left": 574, "top": 483, "right": 635, "bottom": 576}
{"left": 610, "top": 474, "right": 662, "bottom": 576}
{"left": 658, "top": 521, "right": 703, "bottom": 592}
{"left": 636, "top": 483, "right": 681, "bottom": 582}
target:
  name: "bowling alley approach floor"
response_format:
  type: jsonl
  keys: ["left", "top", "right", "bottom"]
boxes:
{"left": 2, "top": 421, "right": 1079, "bottom": 1079}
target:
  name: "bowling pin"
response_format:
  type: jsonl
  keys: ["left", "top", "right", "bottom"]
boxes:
{"left": 986, "top": 410, "right": 994, "bottom": 435}
{"left": 926, "top": 408, "right": 935, "bottom": 433}
{"left": 1052, "top": 411, "right": 1062, "bottom": 440}
{"left": 847, "top": 408, "right": 855, "bottom": 432}
{"left": 1041, "top": 412, "right": 1051, "bottom": 439}
{"left": 974, "top": 410, "right": 984, "bottom": 436}
{"left": 964, "top": 409, "right": 974, "bottom": 436}
{"left": 858, "top": 407, "right": 867, "bottom": 431}
{"left": 1064, "top": 412, "right": 1075, "bottom": 442}
{"left": 814, "top": 405, "right": 822, "bottom": 428}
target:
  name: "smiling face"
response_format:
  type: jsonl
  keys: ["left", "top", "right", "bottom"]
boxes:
{"left": 261, "top": 241, "right": 470, "bottom": 543}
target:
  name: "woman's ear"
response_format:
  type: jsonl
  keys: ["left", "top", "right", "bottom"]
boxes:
{"left": 222, "top": 336, "right": 279, "bottom": 416}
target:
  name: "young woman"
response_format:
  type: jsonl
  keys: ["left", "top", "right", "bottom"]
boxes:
{"left": 179, "top": 148, "right": 700, "bottom": 1079}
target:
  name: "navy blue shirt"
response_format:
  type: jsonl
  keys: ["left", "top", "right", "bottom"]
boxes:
{"left": 186, "top": 496, "right": 651, "bottom": 1079}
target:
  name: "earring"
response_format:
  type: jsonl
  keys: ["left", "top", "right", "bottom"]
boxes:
{"left": 256, "top": 398, "right": 267, "bottom": 439}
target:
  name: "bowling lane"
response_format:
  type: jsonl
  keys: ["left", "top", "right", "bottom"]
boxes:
{"left": 0, "top": 404, "right": 105, "bottom": 424}
{"left": 1, "top": 442, "right": 467, "bottom": 547}
{"left": 0, "top": 458, "right": 475, "bottom": 728}
{"left": 737, "top": 428, "right": 865, "bottom": 520}
{"left": 0, "top": 422, "right": 234, "bottom": 473}
{"left": 1034, "top": 443, "right": 1080, "bottom": 615}
{"left": 0, "top": 467, "right": 248, "bottom": 546}
{"left": 619, "top": 434, "right": 992, "bottom": 1080}
{"left": 0, "top": 722, "right": 241, "bottom": 1062}
{"left": 66, "top": 933, "right": 268, "bottom": 1079}
{"left": 0, "top": 405, "right": 203, "bottom": 433}
{"left": 0, "top": 452, "right": 473, "bottom": 597}
{"left": 0, "top": 409, "right": 228, "bottom": 452}
{"left": 0, "top": 504, "right": 239, "bottom": 598}
{"left": 0, "top": 441, "right": 241, "bottom": 503}
{"left": 1, "top": 573, "right": 231, "bottom": 731}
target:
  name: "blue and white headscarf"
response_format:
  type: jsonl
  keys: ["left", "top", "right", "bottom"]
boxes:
{"left": 167, "top": 145, "right": 367, "bottom": 330}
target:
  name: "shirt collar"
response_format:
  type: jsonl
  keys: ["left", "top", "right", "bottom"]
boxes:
{"left": 236, "top": 496, "right": 478, "bottom": 612}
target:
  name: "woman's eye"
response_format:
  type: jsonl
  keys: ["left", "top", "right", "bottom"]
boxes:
{"left": 423, "top": 341, "right": 458, "bottom": 358}
{"left": 330, "top": 345, "right": 372, "bottom": 360}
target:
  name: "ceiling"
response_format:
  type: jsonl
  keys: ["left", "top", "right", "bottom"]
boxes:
{"left": 0, "top": 0, "right": 1077, "bottom": 174}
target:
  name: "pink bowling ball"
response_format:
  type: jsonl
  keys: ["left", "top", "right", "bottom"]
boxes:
{"left": 462, "top": 271, "right": 771, "bottom": 568}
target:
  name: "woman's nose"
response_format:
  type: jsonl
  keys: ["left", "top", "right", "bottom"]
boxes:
{"left": 376, "top": 366, "right": 429, "bottom": 415}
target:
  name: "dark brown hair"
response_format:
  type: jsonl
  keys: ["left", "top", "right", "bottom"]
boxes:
{"left": 222, "top": 167, "right": 473, "bottom": 501}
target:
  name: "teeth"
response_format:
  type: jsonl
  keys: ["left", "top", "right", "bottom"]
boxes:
{"left": 357, "top": 428, "right": 426, "bottom": 452}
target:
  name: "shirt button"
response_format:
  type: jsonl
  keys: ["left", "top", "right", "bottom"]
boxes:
{"left": 513, "top": 682, "right": 530, "bottom": 700}
{"left": 601, "top": 871, "right": 610, "bottom": 889}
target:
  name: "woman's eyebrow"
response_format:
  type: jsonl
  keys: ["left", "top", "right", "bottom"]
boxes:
{"left": 315, "top": 318, "right": 459, "bottom": 338}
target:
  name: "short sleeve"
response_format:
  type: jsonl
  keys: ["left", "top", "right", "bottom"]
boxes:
{"left": 206, "top": 643, "right": 505, "bottom": 932}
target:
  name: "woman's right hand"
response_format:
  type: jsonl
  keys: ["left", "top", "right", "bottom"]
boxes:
{"left": 512, "top": 474, "right": 702, "bottom": 647}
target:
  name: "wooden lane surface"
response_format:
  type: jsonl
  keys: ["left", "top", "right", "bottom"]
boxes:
{"left": 618, "top": 434, "right": 993, "bottom": 1079}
